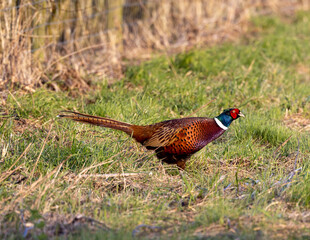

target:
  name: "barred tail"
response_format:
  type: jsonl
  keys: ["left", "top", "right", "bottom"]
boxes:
{"left": 58, "top": 111, "right": 135, "bottom": 136}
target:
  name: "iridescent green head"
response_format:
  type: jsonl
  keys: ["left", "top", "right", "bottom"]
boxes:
{"left": 216, "top": 108, "right": 245, "bottom": 128}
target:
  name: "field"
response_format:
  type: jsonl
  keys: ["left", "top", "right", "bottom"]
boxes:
{"left": 1, "top": 12, "right": 310, "bottom": 239}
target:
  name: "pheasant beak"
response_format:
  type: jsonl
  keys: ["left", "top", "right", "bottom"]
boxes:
{"left": 238, "top": 112, "right": 245, "bottom": 118}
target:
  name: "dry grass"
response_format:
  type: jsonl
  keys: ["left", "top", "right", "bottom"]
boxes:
{"left": 1, "top": 8, "right": 310, "bottom": 239}
{"left": 0, "top": 115, "right": 308, "bottom": 238}
{"left": 284, "top": 111, "right": 310, "bottom": 132}
{"left": 1, "top": 0, "right": 310, "bottom": 94}
{"left": 0, "top": 1, "right": 36, "bottom": 89}
{"left": 1, "top": 152, "right": 308, "bottom": 239}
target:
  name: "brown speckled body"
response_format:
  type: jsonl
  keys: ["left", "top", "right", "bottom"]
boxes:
{"left": 58, "top": 111, "right": 226, "bottom": 169}
{"left": 142, "top": 118, "right": 225, "bottom": 169}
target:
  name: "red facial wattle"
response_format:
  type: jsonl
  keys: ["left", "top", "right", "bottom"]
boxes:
{"left": 230, "top": 109, "right": 240, "bottom": 119}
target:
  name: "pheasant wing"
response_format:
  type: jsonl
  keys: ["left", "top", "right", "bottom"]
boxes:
{"left": 143, "top": 126, "right": 181, "bottom": 148}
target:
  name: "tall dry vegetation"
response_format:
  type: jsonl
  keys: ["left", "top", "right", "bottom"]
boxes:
{"left": 0, "top": 1, "right": 34, "bottom": 90}
{"left": 0, "top": 0, "right": 309, "bottom": 92}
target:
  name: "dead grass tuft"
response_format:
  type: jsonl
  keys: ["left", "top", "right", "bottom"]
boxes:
{"left": 284, "top": 111, "right": 310, "bottom": 132}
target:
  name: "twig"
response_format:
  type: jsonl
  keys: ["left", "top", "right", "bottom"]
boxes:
{"left": 78, "top": 172, "right": 149, "bottom": 179}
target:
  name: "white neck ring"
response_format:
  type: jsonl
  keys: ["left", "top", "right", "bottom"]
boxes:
{"left": 214, "top": 118, "right": 228, "bottom": 130}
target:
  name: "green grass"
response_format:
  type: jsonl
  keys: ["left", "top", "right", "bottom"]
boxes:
{"left": 1, "top": 12, "right": 310, "bottom": 239}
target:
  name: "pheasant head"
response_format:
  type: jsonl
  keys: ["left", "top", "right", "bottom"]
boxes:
{"left": 214, "top": 108, "right": 245, "bottom": 130}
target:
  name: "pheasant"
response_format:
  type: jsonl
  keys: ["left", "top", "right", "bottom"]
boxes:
{"left": 58, "top": 108, "right": 244, "bottom": 169}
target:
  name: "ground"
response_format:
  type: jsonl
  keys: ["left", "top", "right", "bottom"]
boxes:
{"left": 0, "top": 12, "right": 310, "bottom": 239}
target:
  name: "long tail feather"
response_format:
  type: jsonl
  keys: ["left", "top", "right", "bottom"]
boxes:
{"left": 58, "top": 111, "right": 134, "bottom": 135}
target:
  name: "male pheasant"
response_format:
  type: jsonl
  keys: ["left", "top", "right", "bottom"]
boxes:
{"left": 58, "top": 108, "right": 244, "bottom": 169}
